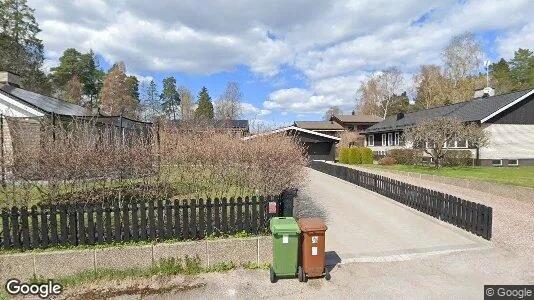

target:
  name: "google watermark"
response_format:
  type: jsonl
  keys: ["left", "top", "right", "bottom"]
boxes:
{"left": 485, "top": 285, "right": 534, "bottom": 299}
{"left": 4, "top": 278, "right": 63, "bottom": 299}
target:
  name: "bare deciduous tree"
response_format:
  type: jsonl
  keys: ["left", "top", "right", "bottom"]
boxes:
{"left": 323, "top": 106, "right": 343, "bottom": 120}
{"left": 99, "top": 63, "right": 140, "bottom": 119}
{"left": 404, "top": 117, "right": 489, "bottom": 168}
{"left": 442, "top": 32, "right": 483, "bottom": 86}
{"left": 215, "top": 81, "right": 243, "bottom": 120}
{"left": 356, "top": 67, "right": 405, "bottom": 118}
{"left": 178, "top": 86, "right": 194, "bottom": 121}
{"left": 63, "top": 75, "right": 84, "bottom": 105}
{"left": 413, "top": 65, "right": 452, "bottom": 109}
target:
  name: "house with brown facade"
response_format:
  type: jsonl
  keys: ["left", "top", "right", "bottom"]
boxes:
{"left": 293, "top": 113, "right": 383, "bottom": 137}
{"left": 329, "top": 113, "right": 384, "bottom": 132}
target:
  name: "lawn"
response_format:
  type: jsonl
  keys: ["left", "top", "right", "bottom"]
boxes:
{"left": 365, "top": 164, "right": 534, "bottom": 188}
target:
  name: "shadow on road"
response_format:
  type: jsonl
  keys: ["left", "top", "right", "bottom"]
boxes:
{"left": 325, "top": 251, "right": 341, "bottom": 272}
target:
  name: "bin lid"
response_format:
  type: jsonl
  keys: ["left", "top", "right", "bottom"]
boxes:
{"left": 298, "top": 218, "right": 328, "bottom": 232}
{"left": 270, "top": 217, "right": 301, "bottom": 234}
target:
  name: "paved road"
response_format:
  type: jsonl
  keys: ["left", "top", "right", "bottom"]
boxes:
{"left": 296, "top": 168, "right": 489, "bottom": 264}
{"left": 110, "top": 168, "right": 533, "bottom": 299}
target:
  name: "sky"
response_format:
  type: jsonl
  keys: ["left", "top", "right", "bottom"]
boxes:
{"left": 29, "top": 0, "right": 534, "bottom": 127}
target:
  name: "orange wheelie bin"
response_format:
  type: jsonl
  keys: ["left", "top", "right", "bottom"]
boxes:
{"left": 297, "top": 218, "right": 330, "bottom": 282}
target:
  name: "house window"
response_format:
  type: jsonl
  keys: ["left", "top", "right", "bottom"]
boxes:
{"left": 382, "top": 134, "right": 387, "bottom": 146}
{"left": 455, "top": 140, "right": 468, "bottom": 148}
{"left": 388, "top": 133, "right": 393, "bottom": 146}
{"left": 492, "top": 159, "right": 502, "bottom": 166}
{"left": 508, "top": 159, "right": 518, "bottom": 166}
{"left": 348, "top": 125, "right": 355, "bottom": 131}
{"left": 368, "top": 135, "right": 374, "bottom": 146}
{"left": 394, "top": 132, "right": 400, "bottom": 146}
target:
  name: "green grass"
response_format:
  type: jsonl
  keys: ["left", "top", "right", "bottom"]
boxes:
{"left": 366, "top": 164, "right": 534, "bottom": 188}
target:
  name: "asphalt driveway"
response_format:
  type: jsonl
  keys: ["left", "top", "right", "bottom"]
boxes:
{"left": 295, "top": 168, "right": 490, "bottom": 264}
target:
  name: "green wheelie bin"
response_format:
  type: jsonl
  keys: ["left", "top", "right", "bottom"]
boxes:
{"left": 269, "top": 217, "right": 301, "bottom": 283}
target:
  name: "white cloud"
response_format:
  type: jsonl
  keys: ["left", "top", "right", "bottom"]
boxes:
{"left": 241, "top": 102, "right": 271, "bottom": 117}
{"left": 28, "top": 0, "right": 534, "bottom": 116}
{"left": 496, "top": 22, "right": 534, "bottom": 59}
{"left": 129, "top": 73, "right": 154, "bottom": 83}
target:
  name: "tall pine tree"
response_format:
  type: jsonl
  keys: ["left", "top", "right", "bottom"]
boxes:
{"left": 195, "top": 87, "right": 214, "bottom": 120}
{"left": 489, "top": 58, "right": 514, "bottom": 94}
{"left": 510, "top": 48, "right": 534, "bottom": 89}
{"left": 160, "top": 76, "right": 180, "bottom": 121}
{"left": 0, "top": 0, "right": 50, "bottom": 94}
{"left": 51, "top": 48, "right": 104, "bottom": 107}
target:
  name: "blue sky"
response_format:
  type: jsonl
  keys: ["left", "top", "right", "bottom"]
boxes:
{"left": 31, "top": 0, "right": 534, "bottom": 128}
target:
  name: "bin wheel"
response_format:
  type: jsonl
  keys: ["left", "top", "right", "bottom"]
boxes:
{"left": 298, "top": 266, "right": 304, "bottom": 282}
{"left": 325, "top": 267, "right": 331, "bottom": 281}
{"left": 269, "top": 266, "right": 276, "bottom": 283}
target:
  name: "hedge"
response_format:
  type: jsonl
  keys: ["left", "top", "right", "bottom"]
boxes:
{"left": 443, "top": 150, "right": 473, "bottom": 166}
{"left": 361, "top": 147, "right": 374, "bottom": 164}
{"left": 388, "top": 149, "right": 423, "bottom": 165}
{"left": 348, "top": 147, "right": 362, "bottom": 164}
{"left": 339, "top": 148, "right": 350, "bottom": 164}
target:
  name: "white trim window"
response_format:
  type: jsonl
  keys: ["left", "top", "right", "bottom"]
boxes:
{"left": 382, "top": 134, "right": 387, "bottom": 146}
{"left": 388, "top": 133, "right": 393, "bottom": 146}
{"left": 394, "top": 132, "right": 400, "bottom": 146}
{"left": 368, "top": 135, "right": 374, "bottom": 146}
{"left": 492, "top": 159, "right": 503, "bottom": 166}
{"left": 508, "top": 159, "right": 518, "bottom": 166}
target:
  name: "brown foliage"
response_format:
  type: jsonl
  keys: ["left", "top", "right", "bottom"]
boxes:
{"left": 99, "top": 64, "right": 140, "bottom": 119}
{"left": 0, "top": 117, "right": 307, "bottom": 207}
{"left": 378, "top": 156, "right": 396, "bottom": 166}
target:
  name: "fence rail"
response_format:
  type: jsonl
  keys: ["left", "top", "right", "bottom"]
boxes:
{"left": 310, "top": 161, "right": 492, "bottom": 240}
{"left": 1, "top": 191, "right": 296, "bottom": 250}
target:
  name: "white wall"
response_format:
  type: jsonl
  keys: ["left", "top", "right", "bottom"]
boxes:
{"left": 0, "top": 93, "right": 44, "bottom": 117}
{"left": 480, "top": 124, "right": 534, "bottom": 159}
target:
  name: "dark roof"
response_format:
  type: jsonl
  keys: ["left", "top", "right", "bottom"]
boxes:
{"left": 294, "top": 120, "right": 344, "bottom": 130}
{"left": 366, "top": 89, "right": 533, "bottom": 133}
{"left": 331, "top": 114, "right": 383, "bottom": 123}
{"left": 0, "top": 84, "right": 91, "bottom": 116}
{"left": 243, "top": 126, "right": 340, "bottom": 141}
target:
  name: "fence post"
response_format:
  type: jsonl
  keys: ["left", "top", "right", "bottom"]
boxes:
{"left": 1, "top": 207, "right": 10, "bottom": 248}
{"left": 280, "top": 188, "right": 297, "bottom": 217}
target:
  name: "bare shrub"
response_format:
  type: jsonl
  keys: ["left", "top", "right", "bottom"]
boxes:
{"left": 337, "top": 131, "right": 365, "bottom": 149}
{"left": 0, "top": 118, "right": 307, "bottom": 207}
{"left": 379, "top": 156, "right": 397, "bottom": 166}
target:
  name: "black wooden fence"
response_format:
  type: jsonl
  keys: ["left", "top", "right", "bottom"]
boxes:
{"left": 0, "top": 190, "right": 296, "bottom": 250}
{"left": 310, "top": 161, "right": 492, "bottom": 240}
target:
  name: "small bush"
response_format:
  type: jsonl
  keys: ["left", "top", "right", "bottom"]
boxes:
{"left": 388, "top": 149, "right": 423, "bottom": 165}
{"left": 443, "top": 150, "right": 472, "bottom": 166}
{"left": 361, "top": 147, "right": 374, "bottom": 164}
{"left": 339, "top": 148, "right": 350, "bottom": 164}
{"left": 379, "top": 156, "right": 397, "bottom": 166}
{"left": 348, "top": 147, "right": 362, "bottom": 165}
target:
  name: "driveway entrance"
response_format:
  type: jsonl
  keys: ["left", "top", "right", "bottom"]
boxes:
{"left": 295, "top": 169, "right": 489, "bottom": 264}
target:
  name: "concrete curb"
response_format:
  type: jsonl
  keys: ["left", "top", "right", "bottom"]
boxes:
{"left": 0, "top": 236, "right": 273, "bottom": 282}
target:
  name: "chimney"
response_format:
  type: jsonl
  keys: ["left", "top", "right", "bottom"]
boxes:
{"left": 0, "top": 71, "right": 21, "bottom": 87}
{"left": 351, "top": 110, "right": 355, "bottom": 115}
{"left": 474, "top": 87, "right": 495, "bottom": 98}
{"left": 396, "top": 112, "right": 404, "bottom": 120}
